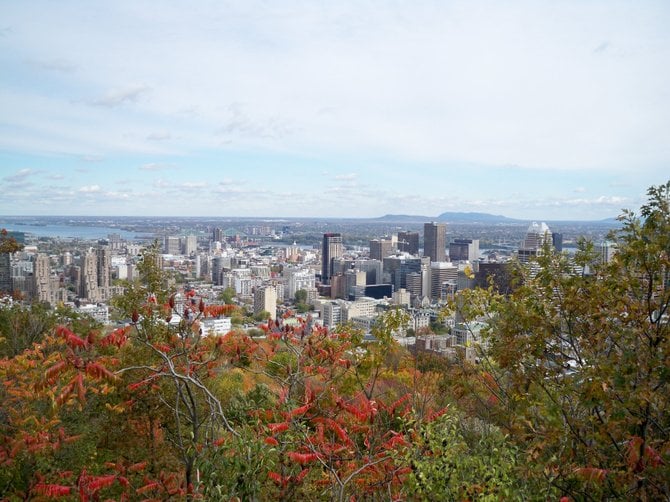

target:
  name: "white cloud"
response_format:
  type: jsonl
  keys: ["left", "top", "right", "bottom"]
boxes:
{"left": 78, "top": 184, "right": 101, "bottom": 193}
{"left": 3, "top": 168, "right": 36, "bottom": 182}
{"left": 92, "top": 85, "right": 151, "bottom": 108}
{"left": 146, "top": 132, "right": 172, "bottom": 141}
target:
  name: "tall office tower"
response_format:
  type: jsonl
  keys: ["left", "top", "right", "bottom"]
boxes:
{"left": 211, "top": 256, "right": 224, "bottom": 285}
{"left": 254, "top": 285, "right": 277, "bottom": 320}
{"left": 321, "top": 233, "right": 343, "bottom": 285}
{"left": 369, "top": 237, "right": 394, "bottom": 261}
{"left": 397, "top": 231, "right": 419, "bottom": 255}
{"left": 212, "top": 227, "right": 224, "bottom": 243}
{"left": 423, "top": 222, "right": 447, "bottom": 262}
{"left": 449, "top": 239, "right": 480, "bottom": 262}
{"left": 0, "top": 252, "right": 11, "bottom": 295}
{"left": 552, "top": 232, "right": 563, "bottom": 253}
{"left": 33, "top": 253, "right": 52, "bottom": 303}
{"left": 96, "top": 247, "right": 111, "bottom": 290}
{"left": 182, "top": 235, "right": 197, "bottom": 256}
{"left": 518, "top": 222, "right": 552, "bottom": 263}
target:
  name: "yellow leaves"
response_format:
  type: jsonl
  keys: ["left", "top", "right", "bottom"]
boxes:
{"left": 105, "top": 402, "right": 126, "bottom": 414}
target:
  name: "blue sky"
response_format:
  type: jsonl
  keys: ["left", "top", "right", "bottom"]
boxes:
{"left": 1, "top": 1, "right": 668, "bottom": 220}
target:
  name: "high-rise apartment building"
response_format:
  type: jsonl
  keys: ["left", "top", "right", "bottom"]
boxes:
{"left": 0, "top": 252, "right": 11, "bottom": 295}
{"left": 96, "top": 247, "right": 110, "bottom": 290}
{"left": 33, "top": 253, "right": 52, "bottom": 303}
{"left": 254, "top": 285, "right": 277, "bottom": 320}
{"left": 321, "top": 233, "right": 343, "bottom": 285}
{"left": 79, "top": 251, "right": 100, "bottom": 302}
{"left": 397, "top": 231, "right": 419, "bottom": 255}
{"left": 423, "top": 222, "right": 447, "bottom": 262}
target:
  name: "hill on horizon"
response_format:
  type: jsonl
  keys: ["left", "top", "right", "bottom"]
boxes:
{"left": 375, "top": 211, "right": 520, "bottom": 223}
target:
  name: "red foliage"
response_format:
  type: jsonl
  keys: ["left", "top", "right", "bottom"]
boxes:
{"left": 287, "top": 451, "right": 319, "bottom": 465}
{"left": 33, "top": 483, "right": 72, "bottom": 497}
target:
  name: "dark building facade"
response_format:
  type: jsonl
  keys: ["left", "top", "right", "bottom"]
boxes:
{"left": 321, "top": 233, "right": 343, "bottom": 285}
{"left": 423, "top": 222, "right": 446, "bottom": 262}
{"left": 397, "top": 231, "right": 419, "bottom": 255}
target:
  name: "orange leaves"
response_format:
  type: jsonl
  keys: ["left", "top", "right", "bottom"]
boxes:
{"left": 573, "top": 467, "right": 608, "bottom": 483}
{"left": 204, "top": 304, "right": 236, "bottom": 318}
{"left": 45, "top": 360, "right": 67, "bottom": 383}
{"left": 85, "top": 361, "right": 117, "bottom": 382}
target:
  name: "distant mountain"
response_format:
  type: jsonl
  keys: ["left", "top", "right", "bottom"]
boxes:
{"left": 374, "top": 214, "right": 432, "bottom": 222}
{"left": 599, "top": 217, "right": 621, "bottom": 225}
{"left": 374, "top": 212, "right": 521, "bottom": 223}
{"left": 435, "top": 211, "right": 521, "bottom": 223}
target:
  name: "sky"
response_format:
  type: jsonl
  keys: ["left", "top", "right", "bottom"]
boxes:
{"left": 1, "top": 1, "right": 669, "bottom": 220}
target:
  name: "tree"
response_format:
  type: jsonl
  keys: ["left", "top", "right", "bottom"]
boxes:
{"left": 453, "top": 181, "right": 670, "bottom": 500}
{"left": 294, "top": 289, "right": 307, "bottom": 304}
{"left": 253, "top": 310, "right": 271, "bottom": 322}
{"left": 219, "top": 286, "right": 236, "bottom": 305}
{"left": 0, "top": 302, "right": 57, "bottom": 357}
{"left": 0, "top": 229, "right": 23, "bottom": 254}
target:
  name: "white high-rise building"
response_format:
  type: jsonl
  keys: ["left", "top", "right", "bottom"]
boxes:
{"left": 285, "top": 268, "right": 316, "bottom": 299}
{"left": 254, "top": 285, "right": 277, "bottom": 320}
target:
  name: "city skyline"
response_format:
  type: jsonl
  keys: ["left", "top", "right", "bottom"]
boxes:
{"left": 1, "top": 1, "right": 669, "bottom": 220}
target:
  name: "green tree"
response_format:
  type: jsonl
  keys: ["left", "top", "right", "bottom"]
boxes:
{"left": 294, "top": 289, "right": 307, "bottom": 304}
{"left": 219, "top": 286, "right": 237, "bottom": 305}
{"left": 454, "top": 181, "right": 670, "bottom": 500}
{"left": 253, "top": 310, "right": 271, "bottom": 322}
{"left": 0, "top": 302, "right": 57, "bottom": 357}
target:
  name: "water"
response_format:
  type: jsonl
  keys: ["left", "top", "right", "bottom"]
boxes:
{"left": 0, "top": 222, "right": 142, "bottom": 240}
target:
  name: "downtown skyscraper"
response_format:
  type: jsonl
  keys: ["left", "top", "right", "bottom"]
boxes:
{"left": 423, "top": 222, "right": 446, "bottom": 262}
{"left": 321, "top": 233, "right": 343, "bottom": 285}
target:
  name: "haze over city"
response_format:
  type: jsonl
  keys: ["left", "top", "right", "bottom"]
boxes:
{"left": 1, "top": 1, "right": 669, "bottom": 220}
